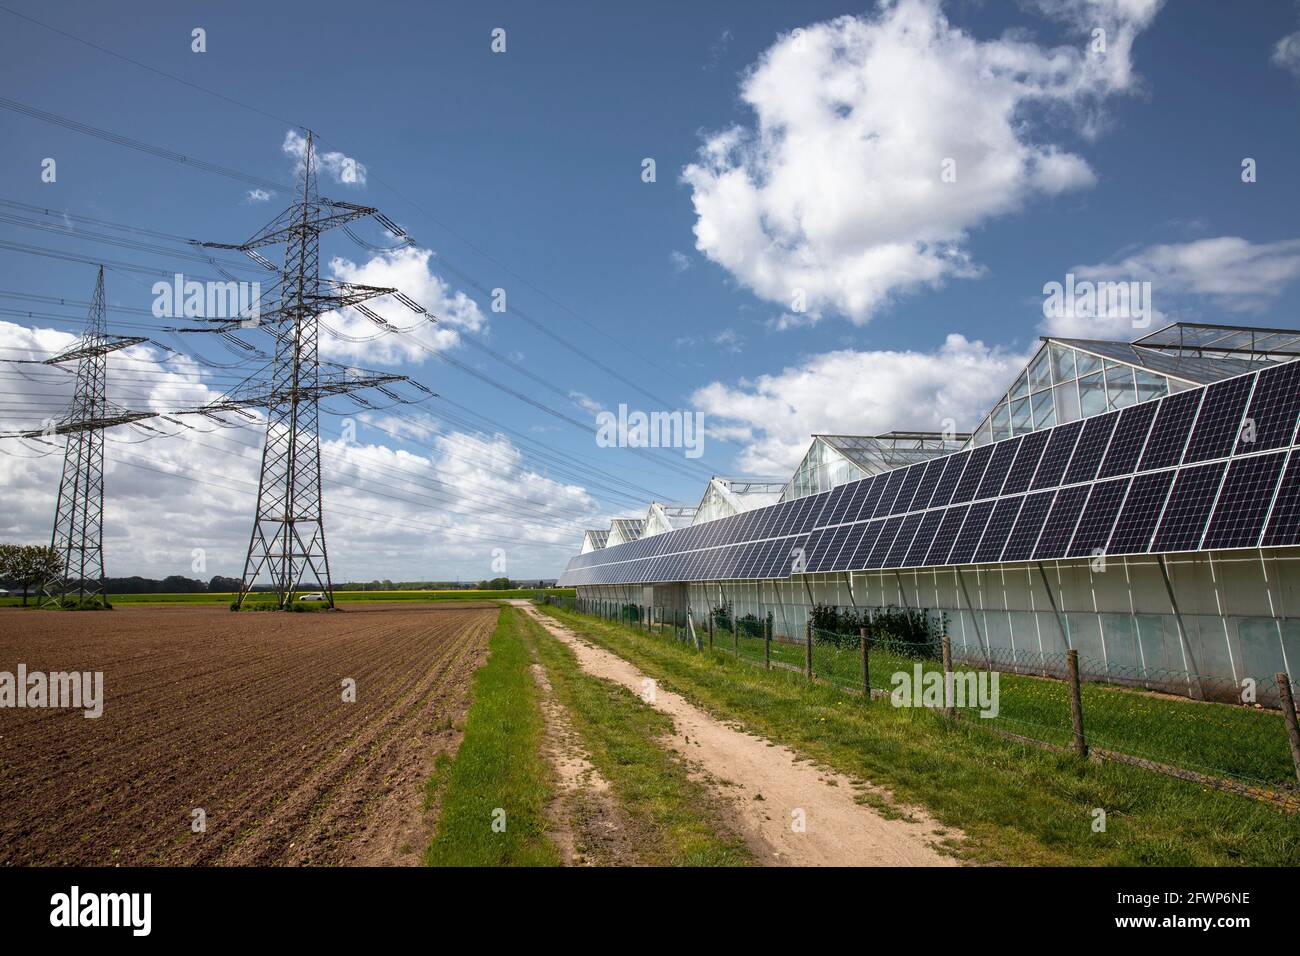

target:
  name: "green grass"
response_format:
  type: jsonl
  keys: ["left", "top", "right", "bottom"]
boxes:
{"left": 699, "top": 626, "right": 1296, "bottom": 788}
{"left": 0, "top": 588, "right": 574, "bottom": 608}
{"left": 522, "top": 612, "right": 752, "bottom": 866}
{"left": 424, "top": 607, "right": 561, "bottom": 867}
{"left": 544, "top": 606, "right": 1300, "bottom": 866}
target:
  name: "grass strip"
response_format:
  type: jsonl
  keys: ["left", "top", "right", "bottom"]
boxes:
{"left": 425, "top": 607, "right": 560, "bottom": 867}
{"left": 524, "top": 612, "right": 751, "bottom": 866}
{"left": 541, "top": 605, "right": 1300, "bottom": 867}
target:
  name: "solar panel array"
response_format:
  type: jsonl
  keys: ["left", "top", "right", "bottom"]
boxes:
{"left": 559, "top": 361, "right": 1300, "bottom": 586}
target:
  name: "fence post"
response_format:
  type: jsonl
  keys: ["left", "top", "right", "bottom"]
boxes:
{"left": 1067, "top": 648, "right": 1087, "bottom": 758}
{"left": 860, "top": 627, "right": 869, "bottom": 699}
{"left": 941, "top": 634, "right": 955, "bottom": 718}
{"left": 707, "top": 614, "right": 714, "bottom": 649}
{"left": 765, "top": 617, "right": 771, "bottom": 670}
{"left": 1276, "top": 672, "right": 1300, "bottom": 785}
{"left": 804, "top": 622, "right": 813, "bottom": 680}
{"left": 733, "top": 617, "right": 738, "bottom": 656}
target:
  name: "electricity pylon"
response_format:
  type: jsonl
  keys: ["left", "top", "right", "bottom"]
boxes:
{"left": 24, "top": 267, "right": 149, "bottom": 607}
{"left": 197, "top": 132, "right": 405, "bottom": 610}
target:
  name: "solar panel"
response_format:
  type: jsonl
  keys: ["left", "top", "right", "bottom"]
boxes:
{"left": 1237, "top": 360, "right": 1300, "bottom": 453}
{"left": 1001, "top": 429, "right": 1050, "bottom": 495}
{"left": 1261, "top": 453, "right": 1300, "bottom": 547}
{"left": 828, "top": 523, "right": 870, "bottom": 571}
{"left": 946, "top": 500, "right": 995, "bottom": 564}
{"left": 864, "top": 516, "right": 904, "bottom": 568}
{"left": 1066, "top": 478, "right": 1130, "bottom": 558}
{"left": 1202, "top": 452, "right": 1287, "bottom": 549}
{"left": 1098, "top": 401, "right": 1158, "bottom": 479}
{"left": 884, "top": 512, "right": 925, "bottom": 567}
{"left": 801, "top": 528, "right": 831, "bottom": 572}
{"left": 849, "top": 474, "right": 887, "bottom": 522}
{"left": 976, "top": 437, "right": 1021, "bottom": 500}
{"left": 1033, "top": 485, "right": 1091, "bottom": 559}
{"left": 871, "top": 470, "right": 908, "bottom": 518}
{"left": 1062, "top": 411, "right": 1119, "bottom": 485}
{"left": 1183, "top": 375, "right": 1254, "bottom": 463}
{"left": 973, "top": 496, "right": 1024, "bottom": 563}
{"left": 1138, "top": 388, "right": 1202, "bottom": 471}
{"left": 902, "top": 510, "right": 945, "bottom": 567}
{"left": 1151, "top": 461, "right": 1228, "bottom": 552}
{"left": 927, "top": 450, "right": 971, "bottom": 508}
{"left": 925, "top": 505, "right": 968, "bottom": 566}
{"left": 815, "top": 525, "right": 853, "bottom": 572}
{"left": 907, "top": 458, "right": 947, "bottom": 513}
{"left": 847, "top": 520, "right": 887, "bottom": 567}
{"left": 1030, "top": 419, "right": 1084, "bottom": 490}
{"left": 1105, "top": 470, "right": 1175, "bottom": 554}
{"left": 1001, "top": 491, "right": 1056, "bottom": 561}
{"left": 892, "top": 464, "right": 928, "bottom": 516}
{"left": 820, "top": 483, "right": 857, "bottom": 526}
{"left": 950, "top": 444, "right": 994, "bottom": 503}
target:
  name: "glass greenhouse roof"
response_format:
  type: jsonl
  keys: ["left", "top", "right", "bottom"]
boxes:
{"left": 782, "top": 432, "right": 967, "bottom": 501}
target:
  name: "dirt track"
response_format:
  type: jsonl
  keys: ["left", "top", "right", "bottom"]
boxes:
{"left": 0, "top": 603, "right": 496, "bottom": 866}
{"left": 517, "top": 603, "right": 958, "bottom": 867}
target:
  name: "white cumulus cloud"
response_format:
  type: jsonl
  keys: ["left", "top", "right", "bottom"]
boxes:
{"left": 682, "top": 0, "right": 1163, "bottom": 326}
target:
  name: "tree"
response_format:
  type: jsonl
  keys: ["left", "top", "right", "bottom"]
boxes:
{"left": 209, "top": 575, "right": 242, "bottom": 593}
{"left": 479, "top": 577, "right": 512, "bottom": 590}
{"left": 0, "top": 544, "right": 63, "bottom": 607}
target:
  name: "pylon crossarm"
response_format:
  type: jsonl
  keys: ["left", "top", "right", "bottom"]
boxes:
{"left": 194, "top": 198, "right": 377, "bottom": 252}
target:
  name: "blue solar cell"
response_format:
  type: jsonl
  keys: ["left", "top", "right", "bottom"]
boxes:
{"left": 1237, "top": 363, "right": 1300, "bottom": 453}
{"left": 907, "top": 458, "right": 948, "bottom": 512}
{"left": 883, "top": 512, "right": 925, "bottom": 568}
{"left": 1097, "top": 401, "right": 1158, "bottom": 479}
{"left": 828, "top": 523, "right": 870, "bottom": 571}
{"left": 864, "top": 516, "right": 904, "bottom": 568}
{"left": 975, "top": 437, "right": 1021, "bottom": 500}
{"left": 845, "top": 520, "right": 886, "bottom": 569}
{"left": 1108, "top": 470, "right": 1175, "bottom": 554}
{"left": 1030, "top": 419, "right": 1084, "bottom": 490}
{"left": 1138, "top": 388, "right": 1203, "bottom": 471}
{"left": 1066, "top": 478, "right": 1130, "bottom": 559}
{"left": 1000, "top": 491, "right": 1056, "bottom": 561}
{"left": 1000, "top": 430, "right": 1050, "bottom": 494}
{"left": 1062, "top": 411, "right": 1119, "bottom": 485}
{"left": 1202, "top": 452, "right": 1287, "bottom": 549}
{"left": 820, "top": 483, "right": 856, "bottom": 526}
{"left": 801, "top": 528, "right": 831, "bottom": 572}
{"left": 902, "top": 510, "right": 945, "bottom": 567}
{"left": 946, "top": 500, "right": 995, "bottom": 564}
{"left": 1183, "top": 375, "right": 1254, "bottom": 464}
{"left": 1262, "top": 454, "right": 1300, "bottom": 547}
{"left": 1151, "top": 461, "right": 1228, "bottom": 552}
{"left": 892, "top": 464, "right": 928, "bottom": 515}
{"left": 950, "top": 444, "right": 994, "bottom": 504}
{"left": 850, "top": 474, "right": 888, "bottom": 522}
{"left": 925, "top": 506, "right": 968, "bottom": 566}
{"left": 1033, "top": 485, "right": 1091, "bottom": 559}
{"left": 871, "top": 469, "right": 909, "bottom": 518}
{"left": 927, "top": 451, "right": 971, "bottom": 508}
{"left": 973, "top": 496, "right": 1024, "bottom": 563}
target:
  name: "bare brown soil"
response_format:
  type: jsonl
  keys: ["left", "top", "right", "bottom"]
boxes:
{"left": 0, "top": 603, "right": 496, "bottom": 866}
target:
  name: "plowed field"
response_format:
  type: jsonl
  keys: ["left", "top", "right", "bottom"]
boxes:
{"left": 0, "top": 603, "right": 497, "bottom": 865}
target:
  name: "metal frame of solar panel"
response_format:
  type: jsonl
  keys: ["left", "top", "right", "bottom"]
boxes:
{"left": 558, "top": 360, "right": 1300, "bottom": 587}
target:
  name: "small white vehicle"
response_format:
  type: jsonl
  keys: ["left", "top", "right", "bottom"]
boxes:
{"left": 298, "top": 592, "right": 327, "bottom": 602}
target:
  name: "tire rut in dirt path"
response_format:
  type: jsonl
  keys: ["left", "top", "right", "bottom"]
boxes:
{"left": 519, "top": 605, "right": 961, "bottom": 868}
{"left": 528, "top": 657, "right": 642, "bottom": 866}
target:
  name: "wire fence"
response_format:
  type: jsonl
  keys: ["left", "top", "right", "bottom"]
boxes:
{"left": 545, "top": 595, "right": 1300, "bottom": 811}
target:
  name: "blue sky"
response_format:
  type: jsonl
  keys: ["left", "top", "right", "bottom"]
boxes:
{"left": 1, "top": 0, "right": 1299, "bottom": 581}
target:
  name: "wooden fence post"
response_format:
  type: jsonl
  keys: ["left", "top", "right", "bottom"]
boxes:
{"left": 765, "top": 617, "right": 771, "bottom": 670}
{"left": 1067, "top": 648, "right": 1087, "bottom": 758}
{"left": 1276, "top": 672, "right": 1300, "bottom": 785}
{"left": 804, "top": 621, "right": 813, "bottom": 680}
{"left": 707, "top": 614, "right": 714, "bottom": 649}
{"left": 941, "top": 634, "right": 955, "bottom": 718}
{"left": 860, "top": 627, "right": 869, "bottom": 699}
{"left": 733, "top": 617, "right": 738, "bottom": 656}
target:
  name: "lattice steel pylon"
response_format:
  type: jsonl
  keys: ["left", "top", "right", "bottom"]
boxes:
{"left": 200, "top": 132, "right": 389, "bottom": 609}
{"left": 40, "top": 266, "right": 112, "bottom": 607}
